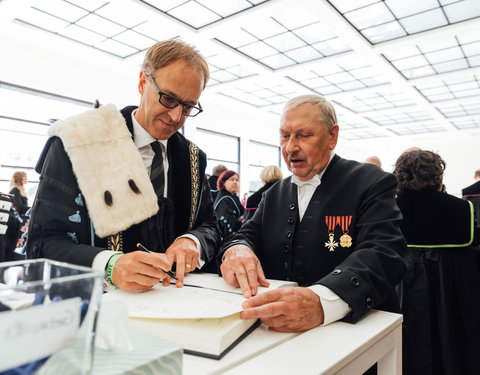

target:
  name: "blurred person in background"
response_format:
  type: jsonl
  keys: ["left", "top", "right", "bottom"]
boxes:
{"left": 9, "top": 171, "right": 29, "bottom": 218}
{"left": 244, "top": 165, "right": 283, "bottom": 223}
{"left": 214, "top": 170, "right": 244, "bottom": 242}
{"left": 209, "top": 164, "right": 227, "bottom": 201}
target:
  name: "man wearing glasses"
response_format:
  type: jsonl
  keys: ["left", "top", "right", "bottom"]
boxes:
{"left": 26, "top": 40, "right": 221, "bottom": 291}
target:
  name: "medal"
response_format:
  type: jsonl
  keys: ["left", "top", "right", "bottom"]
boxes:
{"left": 325, "top": 232, "right": 338, "bottom": 252}
{"left": 325, "top": 216, "right": 338, "bottom": 252}
{"left": 340, "top": 216, "right": 352, "bottom": 248}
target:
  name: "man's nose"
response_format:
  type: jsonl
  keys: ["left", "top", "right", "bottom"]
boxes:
{"left": 167, "top": 105, "right": 183, "bottom": 122}
{"left": 285, "top": 138, "right": 298, "bottom": 153}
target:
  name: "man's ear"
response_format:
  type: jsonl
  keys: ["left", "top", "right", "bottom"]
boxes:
{"left": 138, "top": 71, "right": 147, "bottom": 95}
{"left": 329, "top": 124, "right": 339, "bottom": 150}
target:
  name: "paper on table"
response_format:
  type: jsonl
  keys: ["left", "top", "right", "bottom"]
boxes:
{"left": 108, "top": 285, "right": 245, "bottom": 319}
{"left": 178, "top": 273, "right": 295, "bottom": 295}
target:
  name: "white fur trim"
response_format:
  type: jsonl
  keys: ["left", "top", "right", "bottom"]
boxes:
{"left": 49, "top": 104, "right": 159, "bottom": 238}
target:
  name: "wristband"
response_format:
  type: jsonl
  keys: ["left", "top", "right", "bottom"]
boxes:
{"left": 106, "top": 253, "right": 123, "bottom": 286}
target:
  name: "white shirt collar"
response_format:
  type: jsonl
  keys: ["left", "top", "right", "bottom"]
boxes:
{"left": 291, "top": 151, "right": 335, "bottom": 187}
{"left": 131, "top": 109, "right": 168, "bottom": 150}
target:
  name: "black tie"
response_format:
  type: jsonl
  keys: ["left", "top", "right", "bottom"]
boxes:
{"left": 150, "top": 141, "right": 165, "bottom": 198}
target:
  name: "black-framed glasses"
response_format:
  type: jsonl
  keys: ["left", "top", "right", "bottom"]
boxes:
{"left": 146, "top": 72, "right": 203, "bottom": 117}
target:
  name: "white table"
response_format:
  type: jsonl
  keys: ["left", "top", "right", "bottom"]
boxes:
{"left": 183, "top": 310, "right": 402, "bottom": 375}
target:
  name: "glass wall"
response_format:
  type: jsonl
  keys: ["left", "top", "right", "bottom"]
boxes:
{"left": 194, "top": 128, "right": 240, "bottom": 174}
{"left": 0, "top": 82, "right": 92, "bottom": 202}
{"left": 247, "top": 140, "right": 281, "bottom": 193}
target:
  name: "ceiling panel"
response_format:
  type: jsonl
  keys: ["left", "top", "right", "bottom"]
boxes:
{"left": 2, "top": 0, "right": 480, "bottom": 144}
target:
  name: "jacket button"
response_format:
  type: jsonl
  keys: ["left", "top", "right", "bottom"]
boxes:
{"left": 331, "top": 269, "right": 342, "bottom": 275}
{"left": 351, "top": 277, "right": 360, "bottom": 287}
{"left": 32, "top": 246, "right": 39, "bottom": 256}
{"left": 284, "top": 262, "right": 288, "bottom": 270}
{"left": 286, "top": 231, "right": 292, "bottom": 238}
{"left": 33, "top": 223, "right": 40, "bottom": 230}
{"left": 366, "top": 297, "right": 372, "bottom": 308}
{"left": 289, "top": 204, "right": 295, "bottom": 211}
{"left": 288, "top": 217, "right": 294, "bottom": 224}
{"left": 284, "top": 245, "right": 289, "bottom": 253}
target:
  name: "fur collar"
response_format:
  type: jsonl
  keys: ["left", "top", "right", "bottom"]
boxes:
{"left": 48, "top": 104, "right": 158, "bottom": 238}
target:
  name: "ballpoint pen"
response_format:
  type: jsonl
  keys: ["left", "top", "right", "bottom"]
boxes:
{"left": 136, "top": 243, "right": 178, "bottom": 280}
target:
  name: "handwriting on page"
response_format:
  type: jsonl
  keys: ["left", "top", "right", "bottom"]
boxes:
{"left": 120, "top": 286, "right": 245, "bottom": 319}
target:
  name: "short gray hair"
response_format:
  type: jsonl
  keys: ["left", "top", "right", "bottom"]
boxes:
{"left": 282, "top": 95, "right": 338, "bottom": 131}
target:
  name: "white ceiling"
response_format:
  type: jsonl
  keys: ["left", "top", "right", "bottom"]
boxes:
{"left": 1, "top": 0, "right": 480, "bottom": 145}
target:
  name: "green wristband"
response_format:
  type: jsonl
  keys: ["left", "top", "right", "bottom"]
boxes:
{"left": 106, "top": 253, "right": 123, "bottom": 286}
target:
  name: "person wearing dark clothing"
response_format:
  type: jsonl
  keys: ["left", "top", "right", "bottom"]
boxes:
{"left": 9, "top": 171, "right": 29, "bottom": 216}
{"left": 25, "top": 39, "right": 221, "bottom": 291}
{"left": 462, "top": 169, "right": 480, "bottom": 224}
{"left": 214, "top": 170, "right": 244, "bottom": 242}
{"left": 394, "top": 150, "right": 480, "bottom": 375}
{"left": 218, "top": 94, "right": 407, "bottom": 333}
{"left": 244, "top": 165, "right": 282, "bottom": 223}
{"left": 209, "top": 164, "right": 227, "bottom": 201}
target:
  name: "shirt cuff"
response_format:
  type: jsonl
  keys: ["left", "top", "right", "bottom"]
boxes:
{"left": 177, "top": 234, "right": 204, "bottom": 269}
{"left": 309, "top": 284, "right": 351, "bottom": 326}
{"left": 92, "top": 249, "right": 121, "bottom": 292}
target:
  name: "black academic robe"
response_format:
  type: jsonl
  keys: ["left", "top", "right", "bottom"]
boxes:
{"left": 397, "top": 190, "right": 480, "bottom": 375}
{"left": 462, "top": 180, "right": 480, "bottom": 224}
{"left": 25, "top": 106, "right": 220, "bottom": 270}
{"left": 220, "top": 154, "right": 407, "bottom": 323}
{"left": 214, "top": 189, "right": 244, "bottom": 242}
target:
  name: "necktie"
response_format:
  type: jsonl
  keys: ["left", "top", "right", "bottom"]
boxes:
{"left": 150, "top": 141, "right": 165, "bottom": 197}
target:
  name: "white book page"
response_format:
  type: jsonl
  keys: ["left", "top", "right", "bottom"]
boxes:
{"left": 104, "top": 285, "right": 245, "bottom": 319}
{"left": 180, "top": 273, "right": 297, "bottom": 295}
{"left": 104, "top": 274, "right": 298, "bottom": 320}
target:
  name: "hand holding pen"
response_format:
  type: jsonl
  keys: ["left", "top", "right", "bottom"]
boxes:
{"left": 109, "top": 248, "right": 173, "bottom": 291}
{"left": 136, "top": 243, "right": 177, "bottom": 280}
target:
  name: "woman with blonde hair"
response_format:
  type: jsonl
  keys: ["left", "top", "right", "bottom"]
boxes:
{"left": 244, "top": 165, "right": 283, "bottom": 222}
{"left": 10, "top": 171, "right": 29, "bottom": 216}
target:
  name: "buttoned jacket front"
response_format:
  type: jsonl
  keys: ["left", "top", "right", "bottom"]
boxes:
{"left": 220, "top": 154, "right": 407, "bottom": 323}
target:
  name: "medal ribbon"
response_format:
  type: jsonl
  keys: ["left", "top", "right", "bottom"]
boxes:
{"left": 341, "top": 216, "right": 352, "bottom": 232}
{"left": 325, "top": 216, "right": 337, "bottom": 232}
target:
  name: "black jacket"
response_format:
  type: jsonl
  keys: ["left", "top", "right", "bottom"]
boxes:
{"left": 220, "top": 155, "right": 407, "bottom": 323}
{"left": 214, "top": 189, "right": 244, "bottom": 242}
{"left": 244, "top": 181, "right": 276, "bottom": 222}
{"left": 9, "top": 187, "right": 29, "bottom": 216}
{"left": 26, "top": 106, "right": 220, "bottom": 270}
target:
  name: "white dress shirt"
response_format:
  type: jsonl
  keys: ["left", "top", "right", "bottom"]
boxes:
{"left": 291, "top": 151, "right": 352, "bottom": 325}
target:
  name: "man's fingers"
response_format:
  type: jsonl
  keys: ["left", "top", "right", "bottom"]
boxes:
{"left": 256, "top": 262, "right": 270, "bottom": 288}
{"left": 240, "top": 300, "right": 284, "bottom": 320}
{"left": 235, "top": 270, "right": 252, "bottom": 298}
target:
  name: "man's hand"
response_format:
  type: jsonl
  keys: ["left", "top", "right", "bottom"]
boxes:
{"left": 165, "top": 237, "right": 199, "bottom": 287}
{"left": 220, "top": 244, "right": 269, "bottom": 298}
{"left": 240, "top": 287, "right": 324, "bottom": 332}
{"left": 112, "top": 251, "right": 172, "bottom": 291}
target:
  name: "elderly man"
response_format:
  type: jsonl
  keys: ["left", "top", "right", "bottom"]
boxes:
{"left": 26, "top": 40, "right": 220, "bottom": 290}
{"left": 219, "top": 95, "right": 407, "bottom": 332}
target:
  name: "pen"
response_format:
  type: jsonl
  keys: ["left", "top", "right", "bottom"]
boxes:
{"left": 136, "top": 243, "right": 178, "bottom": 280}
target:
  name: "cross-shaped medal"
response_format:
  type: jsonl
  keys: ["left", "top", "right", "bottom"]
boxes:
{"left": 325, "top": 233, "right": 338, "bottom": 252}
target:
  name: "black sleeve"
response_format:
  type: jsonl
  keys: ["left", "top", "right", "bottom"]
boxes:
{"left": 25, "top": 137, "right": 104, "bottom": 267}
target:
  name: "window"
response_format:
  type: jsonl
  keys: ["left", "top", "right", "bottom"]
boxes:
{"left": 194, "top": 128, "right": 240, "bottom": 173}
{"left": 247, "top": 140, "right": 281, "bottom": 193}
{"left": 0, "top": 81, "right": 93, "bottom": 202}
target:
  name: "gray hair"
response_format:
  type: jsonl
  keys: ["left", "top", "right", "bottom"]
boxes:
{"left": 282, "top": 95, "right": 338, "bottom": 131}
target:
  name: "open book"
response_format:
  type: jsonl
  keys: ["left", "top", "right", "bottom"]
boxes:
{"left": 103, "top": 273, "right": 296, "bottom": 359}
